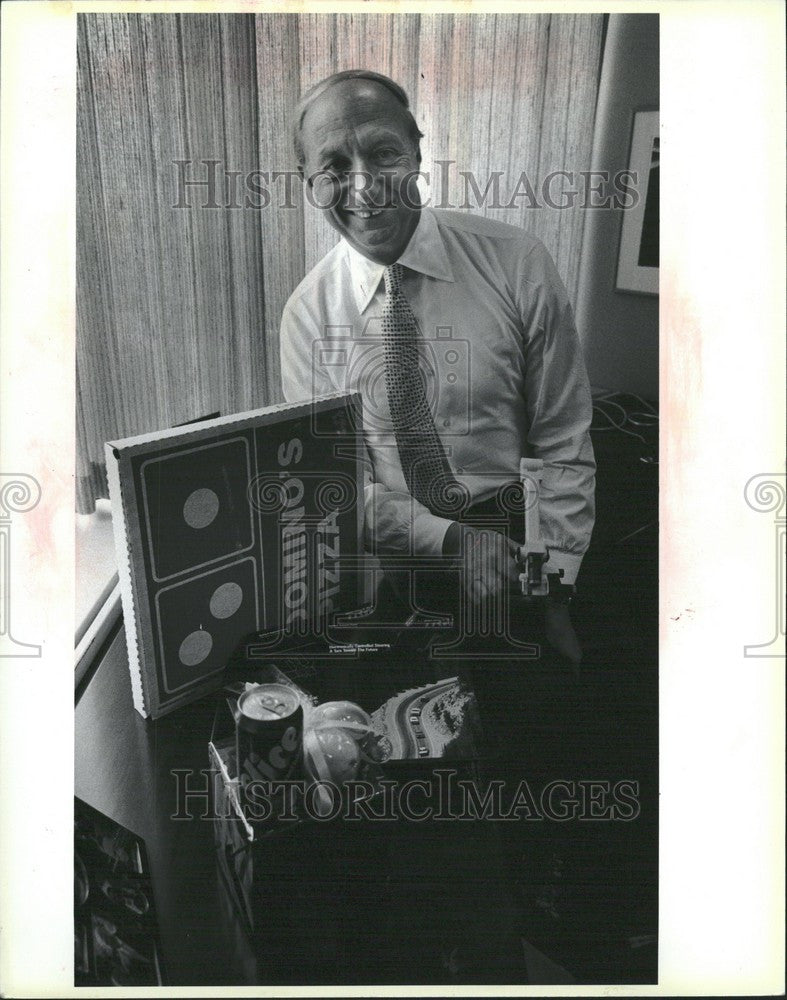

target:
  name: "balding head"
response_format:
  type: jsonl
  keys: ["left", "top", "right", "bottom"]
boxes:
{"left": 293, "top": 70, "right": 423, "bottom": 167}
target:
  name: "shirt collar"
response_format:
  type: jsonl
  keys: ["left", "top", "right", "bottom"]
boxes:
{"left": 344, "top": 207, "right": 455, "bottom": 314}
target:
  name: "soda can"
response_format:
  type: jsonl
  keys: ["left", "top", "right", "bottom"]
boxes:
{"left": 235, "top": 684, "right": 303, "bottom": 809}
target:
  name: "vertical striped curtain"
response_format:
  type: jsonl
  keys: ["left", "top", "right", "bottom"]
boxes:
{"left": 76, "top": 12, "right": 604, "bottom": 513}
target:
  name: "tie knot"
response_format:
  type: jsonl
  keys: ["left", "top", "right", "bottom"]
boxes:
{"left": 383, "top": 262, "right": 405, "bottom": 297}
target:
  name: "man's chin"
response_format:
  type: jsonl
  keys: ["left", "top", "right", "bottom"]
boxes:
{"left": 334, "top": 212, "right": 417, "bottom": 263}
{"left": 344, "top": 227, "right": 401, "bottom": 263}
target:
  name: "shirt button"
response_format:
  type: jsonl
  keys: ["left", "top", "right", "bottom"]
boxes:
{"left": 456, "top": 467, "right": 464, "bottom": 474}
{"left": 442, "top": 419, "right": 450, "bottom": 428}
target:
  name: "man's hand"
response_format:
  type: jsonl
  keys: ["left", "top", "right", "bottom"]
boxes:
{"left": 443, "top": 521, "right": 583, "bottom": 666}
{"left": 444, "top": 522, "right": 520, "bottom": 607}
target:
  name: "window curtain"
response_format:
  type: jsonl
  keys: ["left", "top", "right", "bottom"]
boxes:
{"left": 76, "top": 12, "right": 604, "bottom": 513}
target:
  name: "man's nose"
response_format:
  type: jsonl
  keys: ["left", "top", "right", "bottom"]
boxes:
{"left": 347, "top": 155, "right": 384, "bottom": 204}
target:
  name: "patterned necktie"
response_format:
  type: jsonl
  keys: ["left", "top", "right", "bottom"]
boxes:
{"left": 381, "top": 262, "right": 464, "bottom": 517}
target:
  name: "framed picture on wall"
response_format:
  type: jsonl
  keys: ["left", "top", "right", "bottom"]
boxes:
{"left": 616, "top": 109, "right": 659, "bottom": 295}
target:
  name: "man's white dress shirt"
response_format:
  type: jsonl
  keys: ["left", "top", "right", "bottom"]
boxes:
{"left": 280, "top": 207, "right": 595, "bottom": 585}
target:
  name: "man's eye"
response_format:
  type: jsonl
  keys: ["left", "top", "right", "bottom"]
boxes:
{"left": 376, "top": 147, "right": 399, "bottom": 159}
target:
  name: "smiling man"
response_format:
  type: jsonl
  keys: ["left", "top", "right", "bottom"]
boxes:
{"left": 280, "top": 70, "right": 596, "bottom": 665}
{"left": 295, "top": 74, "right": 422, "bottom": 264}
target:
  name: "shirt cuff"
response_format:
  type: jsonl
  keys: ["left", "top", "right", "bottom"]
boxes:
{"left": 412, "top": 509, "right": 454, "bottom": 557}
{"left": 544, "top": 550, "right": 584, "bottom": 586}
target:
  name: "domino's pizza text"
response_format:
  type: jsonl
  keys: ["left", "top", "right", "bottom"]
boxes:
{"left": 278, "top": 438, "right": 341, "bottom": 631}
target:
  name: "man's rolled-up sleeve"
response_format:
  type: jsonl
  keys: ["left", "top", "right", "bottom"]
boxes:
{"left": 363, "top": 478, "right": 453, "bottom": 557}
{"left": 518, "top": 243, "right": 596, "bottom": 586}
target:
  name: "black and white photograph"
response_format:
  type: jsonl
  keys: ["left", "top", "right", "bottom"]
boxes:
{"left": 0, "top": 1, "right": 784, "bottom": 997}
{"left": 73, "top": 10, "right": 659, "bottom": 986}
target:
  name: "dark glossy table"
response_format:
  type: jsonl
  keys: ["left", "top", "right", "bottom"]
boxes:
{"left": 75, "top": 623, "right": 532, "bottom": 986}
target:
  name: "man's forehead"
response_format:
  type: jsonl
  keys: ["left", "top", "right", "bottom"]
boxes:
{"left": 302, "top": 80, "right": 411, "bottom": 145}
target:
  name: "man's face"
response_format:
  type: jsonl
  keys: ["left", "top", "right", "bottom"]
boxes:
{"left": 300, "top": 80, "right": 422, "bottom": 265}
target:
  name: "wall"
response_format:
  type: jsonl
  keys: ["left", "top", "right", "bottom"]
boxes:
{"left": 575, "top": 14, "right": 659, "bottom": 400}
{"left": 76, "top": 12, "right": 604, "bottom": 512}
